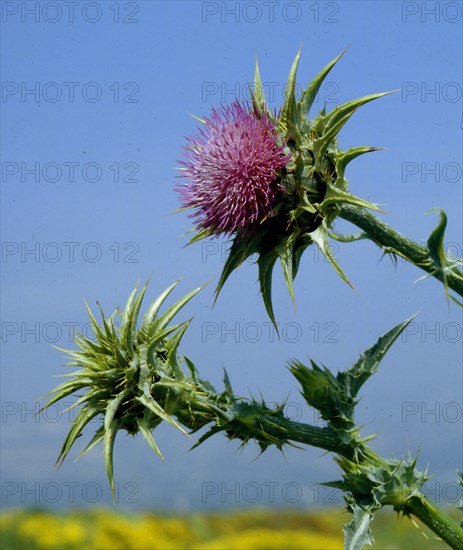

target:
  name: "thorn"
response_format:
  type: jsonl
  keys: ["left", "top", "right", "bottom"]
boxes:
{"left": 187, "top": 112, "right": 206, "bottom": 124}
{"left": 336, "top": 45, "right": 351, "bottom": 61}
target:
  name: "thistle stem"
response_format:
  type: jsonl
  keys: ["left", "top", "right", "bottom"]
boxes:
{"left": 185, "top": 393, "right": 463, "bottom": 546}
{"left": 254, "top": 415, "right": 463, "bottom": 549}
{"left": 403, "top": 495, "right": 463, "bottom": 550}
{"left": 258, "top": 415, "right": 356, "bottom": 459}
{"left": 338, "top": 204, "right": 463, "bottom": 297}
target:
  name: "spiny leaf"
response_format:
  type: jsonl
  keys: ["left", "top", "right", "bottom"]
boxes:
{"left": 427, "top": 209, "right": 447, "bottom": 268}
{"left": 335, "top": 147, "right": 382, "bottom": 187}
{"left": 215, "top": 238, "right": 258, "bottom": 301}
{"left": 104, "top": 389, "right": 131, "bottom": 432}
{"left": 327, "top": 228, "right": 366, "bottom": 243}
{"left": 257, "top": 251, "right": 279, "bottom": 332}
{"left": 83, "top": 300, "right": 105, "bottom": 342}
{"left": 56, "top": 404, "right": 101, "bottom": 467}
{"left": 184, "top": 356, "right": 200, "bottom": 383}
{"left": 251, "top": 56, "right": 267, "bottom": 116}
{"left": 186, "top": 228, "right": 212, "bottom": 245}
{"left": 321, "top": 184, "right": 382, "bottom": 214}
{"left": 309, "top": 226, "right": 354, "bottom": 290}
{"left": 75, "top": 427, "right": 105, "bottom": 462}
{"left": 278, "top": 238, "right": 296, "bottom": 306}
{"left": 142, "top": 279, "right": 181, "bottom": 331}
{"left": 123, "top": 280, "right": 150, "bottom": 352}
{"left": 299, "top": 47, "right": 348, "bottom": 120}
{"left": 223, "top": 368, "right": 233, "bottom": 394}
{"left": 190, "top": 425, "right": 223, "bottom": 450}
{"left": 61, "top": 388, "right": 109, "bottom": 415}
{"left": 146, "top": 323, "right": 188, "bottom": 364}
{"left": 425, "top": 209, "right": 463, "bottom": 301}
{"left": 312, "top": 109, "right": 359, "bottom": 167}
{"left": 153, "top": 284, "right": 205, "bottom": 333}
{"left": 120, "top": 285, "right": 139, "bottom": 331}
{"left": 343, "top": 500, "right": 376, "bottom": 550}
{"left": 291, "top": 233, "right": 313, "bottom": 279}
{"left": 344, "top": 316, "right": 415, "bottom": 398}
{"left": 97, "top": 301, "right": 117, "bottom": 342}
{"left": 104, "top": 417, "right": 120, "bottom": 500}
{"left": 280, "top": 48, "right": 301, "bottom": 139}
{"left": 136, "top": 393, "right": 188, "bottom": 436}
{"left": 165, "top": 321, "right": 192, "bottom": 376}
{"left": 137, "top": 413, "right": 164, "bottom": 460}
{"left": 39, "top": 379, "right": 93, "bottom": 412}
{"left": 155, "top": 376, "right": 195, "bottom": 391}
{"left": 322, "top": 91, "right": 395, "bottom": 136}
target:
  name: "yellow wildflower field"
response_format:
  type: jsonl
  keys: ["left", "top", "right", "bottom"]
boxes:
{"left": 0, "top": 507, "right": 457, "bottom": 549}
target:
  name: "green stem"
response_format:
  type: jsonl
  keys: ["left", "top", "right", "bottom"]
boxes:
{"left": 184, "top": 389, "right": 462, "bottom": 547}
{"left": 255, "top": 415, "right": 463, "bottom": 549}
{"left": 338, "top": 204, "right": 463, "bottom": 297}
{"left": 403, "top": 495, "right": 463, "bottom": 550}
{"left": 258, "top": 415, "right": 356, "bottom": 459}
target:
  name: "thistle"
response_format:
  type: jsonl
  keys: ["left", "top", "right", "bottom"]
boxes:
{"left": 39, "top": 280, "right": 205, "bottom": 498}
{"left": 177, "top": 101, "right": 291, "bottom": 236}
{"left": 39, "top": 46, "right": 463, "bottom": 550}
{"left": 178, "top": 49, "right": 394, "bottom": 326}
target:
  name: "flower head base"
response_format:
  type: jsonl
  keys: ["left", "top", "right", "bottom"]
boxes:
{"left": 177, "top": 101, "right": 290, "bottom": 236}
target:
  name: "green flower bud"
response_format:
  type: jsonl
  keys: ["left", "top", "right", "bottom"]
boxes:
{"left": 39, "top": 280, "right": 204, "bottom": 498}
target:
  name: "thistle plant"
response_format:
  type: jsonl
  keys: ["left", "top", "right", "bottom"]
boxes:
{"left": 42, "top": 50, "right": 463, "bottom": 549}
{"left": 177, "top": 48, "right": 462, "bottom": 322}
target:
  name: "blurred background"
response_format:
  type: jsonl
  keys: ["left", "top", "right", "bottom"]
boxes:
{"left": 1, "top": 0, "right": 462, "bottom": 546}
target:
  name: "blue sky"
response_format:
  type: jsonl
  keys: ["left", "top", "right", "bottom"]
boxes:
{"left": 1, "top": 1, "right": 462, "bottom": 511}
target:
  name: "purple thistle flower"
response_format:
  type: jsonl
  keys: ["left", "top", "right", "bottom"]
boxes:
{"left": 177, "top": 101, "right": 291, "bottom": 236}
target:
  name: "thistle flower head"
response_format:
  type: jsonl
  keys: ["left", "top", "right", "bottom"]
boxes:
{"left": 39, "top": 280, "right": 204, "bottom": 499}
{"left": 177, "top": 100, "right": 291, "bottom": 236}
{"left": 177, "top": 50, "right": 394, "bottom": 328}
